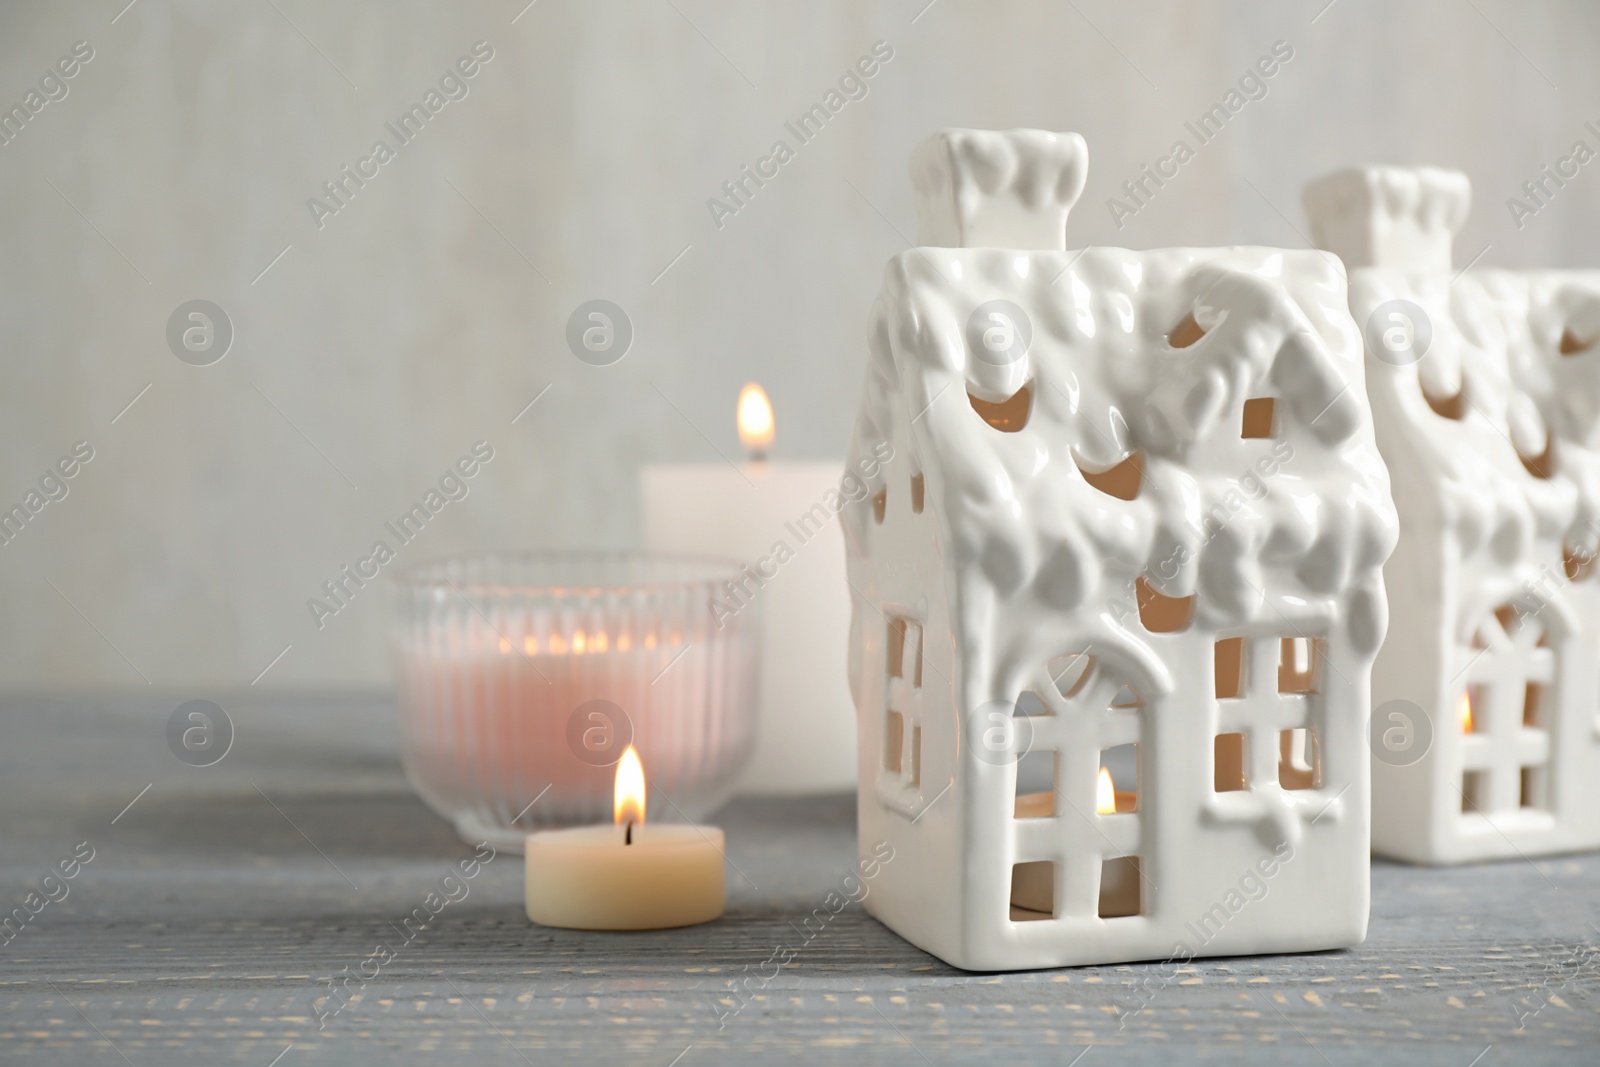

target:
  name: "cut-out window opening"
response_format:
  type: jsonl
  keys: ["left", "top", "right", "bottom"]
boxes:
{"left": 1136, "top": 576, "right": 1194, "bottom": 633}
{"left": 1560, "top": 328, "right": 1595, "bottom": 356}
{"left": 886, "top": 616, "right": 923, "bottom": 686}
{"left": 910, "top": 472, "right": 925, "bottom": 514}
{"left": 1169, "top": 310, "right": 1206, "bottom": 349}
{"left": 884, "top": 710, "right": 904, "bottom": 774}
{"left": 1014, "top": 746, "right": 1056, "bottom": 811}
{"left": 1520, "top": 765, "right": 1546, "bottom": 810}
{"left": 872, "top": 488, "right": 887, "bottom": 524}
{"left": 1278, "top": 637, "right": 1320, "bottom": 694}
{"left": 1241, "top": 397, "right": 1277, "bottom": 439}
{"left": 1214, "top": 637, "right": 1245, "bottom": 699}
{"left": 1422, "top": 379, "right": 1466, "bottom": 421}
{"left": 968, "top": 383, "right": 1032, "bottom": 433}
{"left": 1461, "top": 769, "right": 1487, "bottom": 814}
{"left": 1078, "top": 450, "right": 1143, "bottom": 501}
{"left": 1460, "top": 688, "right": 1480, "bottom": 734}
{"left": 909, "top": 725, "right": 922, "bottom": 788}
{"left": 1564, "top": 541, "right": 1597, "bottom": 582}
{"left": 1278, "top": 728, "right": 1320, "bottom": 791}
{"left": 1098, "top": 856, "right": 1142, "bottom": 918}
{"left": 1011, "top": 860, "right": 1055, "bottom": 919}
{"left": 1099, "top": 744, "right": 1138, "bottom": 813}
{"left": 1518, "top": 436, "right": 1557, "bottom": 480}
{"left": 1214, "top": 733, "right": 1247, "bottom": 792}
{"left": 1048, "top": 652, "right": 1092, "bottom": 699}
{"left": 1523, "top": 682, "right": 1544, "bottom": 728}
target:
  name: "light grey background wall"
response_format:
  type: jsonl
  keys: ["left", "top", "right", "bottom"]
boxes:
{"left": 2, "top": 0, "right": 1596, "bottom": 690}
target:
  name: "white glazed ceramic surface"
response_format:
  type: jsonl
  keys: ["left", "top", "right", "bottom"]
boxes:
{"left": 1308, "top": 165, "right": 1600, "bottom": 865}
{"left": 841, "top": 129, "right": 1397, "bottom": 971}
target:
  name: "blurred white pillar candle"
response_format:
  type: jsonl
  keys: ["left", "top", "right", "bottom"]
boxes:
{"left": 640, "top": 384, "right": 857, "bottom": 794}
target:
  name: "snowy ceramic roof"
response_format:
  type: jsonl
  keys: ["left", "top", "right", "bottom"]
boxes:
{"left": 1307, "top": 166, "right": 1600, "bottom": 559}
{"left": 844, "top": 131, "right": 1397, "bottom": 684}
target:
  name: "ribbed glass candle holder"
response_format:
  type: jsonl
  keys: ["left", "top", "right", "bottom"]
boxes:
{"left": 389, "top": 551, "right": 760, "bottom": 851}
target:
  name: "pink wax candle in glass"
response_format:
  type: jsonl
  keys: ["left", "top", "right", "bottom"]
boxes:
{"left": 388, "top": 551, "right": 760, "bottom": 851}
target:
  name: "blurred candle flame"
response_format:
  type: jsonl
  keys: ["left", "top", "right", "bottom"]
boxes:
{"left": 737, "top": 382, "right": 775, "bottom": 458}
{"left": 1096, "top": 767, "right": 1117, "bottom": 815}
{"left": 1460, "top": 691, "right": 1473, "bottom": 733}
{"left": 614, "top": 745, "right": 646, "bottom": 827}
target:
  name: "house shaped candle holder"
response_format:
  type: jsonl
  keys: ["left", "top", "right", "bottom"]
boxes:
{"left": 840, "top": 129, "right": 1398, "bottom": 971}
{"left": 1306, "top": 165, "right": 1600, "bottom": 865}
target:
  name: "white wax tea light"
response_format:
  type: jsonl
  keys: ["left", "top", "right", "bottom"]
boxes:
{"left": 524, "top": 746, "right": 726, "bottom": 930}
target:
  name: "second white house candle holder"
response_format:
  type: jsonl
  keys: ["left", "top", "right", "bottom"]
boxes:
{"left": 841, "top": 128, "right": 1398, "bottom": 970}
{"left": 1306, "top": 165, "right": 1600, "bottom": 865}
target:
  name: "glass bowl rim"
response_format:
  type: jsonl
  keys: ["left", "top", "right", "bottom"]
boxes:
{"left": 388, "top": 549, "right": 745, "bottom": 597}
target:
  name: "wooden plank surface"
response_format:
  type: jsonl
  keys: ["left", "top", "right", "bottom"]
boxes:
{"left": 1, "top": 693, "right": 1597, "bottom": 1064}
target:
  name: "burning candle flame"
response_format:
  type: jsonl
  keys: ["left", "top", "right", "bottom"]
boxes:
{"left": 737, "top": 382, "right": 775, "bottom": 459}
{"left": 614, "top": 745, "right": 646, "bottom": 827}
{"left": 1096, "top": 767, "right": 1117, "bottom": 815}
{"left": 1459, "top": 691, "right": 1474, "bottom": 733}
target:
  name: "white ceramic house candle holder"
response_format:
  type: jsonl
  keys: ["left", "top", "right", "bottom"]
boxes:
{"left": 1305, "top": 165, "right": 1600, "bottom": 865}
{"left": 840, "top": 128, "right": 1398, "bottom": 971}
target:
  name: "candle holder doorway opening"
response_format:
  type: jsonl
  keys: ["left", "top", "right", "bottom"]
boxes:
{"left": 841, "top": 129, "right": 1398, "bottom": 971}
{"left": 389, "top": 551, "right": 761, "bottom": 852}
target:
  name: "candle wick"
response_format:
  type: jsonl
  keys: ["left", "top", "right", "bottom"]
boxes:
{"left": 625, "top": 820, "right": 634, "bottom": 846}
{"left": 746, "top": 449, "right": 768, "bottom": 464}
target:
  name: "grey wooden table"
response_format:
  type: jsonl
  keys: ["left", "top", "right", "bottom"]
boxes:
{"left": 2, "top": 693, "right": 1597, "bottom": 1065}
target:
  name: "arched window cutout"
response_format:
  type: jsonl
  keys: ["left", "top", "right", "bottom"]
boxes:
{"left": 1422, "top": 380, "right": 1466, "bottom": 420}
{"left": 1518, "top": 436, "right": 1556, "bottom": 480}
{"left": 1241, "top": 397, "right": 1276, "bottom": 439}
{"left": 1047, "top": 652, "right": 1093, "bottom": 699}
{"left": 1564, "top": 541, "right": 1596, "bottom": 582}
{"left": 1136, "top": 576, "right": 1193, "bottom": 633}
{"left": 1169, "top": 311, "right": 1206, "bottom": 348}
{"left": 910, "top": 473, "right": 925, "bottom": 513}
{"left": 1560, "top": 328, "right": 1595, "bottom": 356}
{"left": 1078, "top": 450, "right": 1143, "bottom": 500}
{"left": 872, "top": 488, "right": 887, "bottom": 524}
{"left": 968, "top": 383, "right": 1032, "bottom": 432}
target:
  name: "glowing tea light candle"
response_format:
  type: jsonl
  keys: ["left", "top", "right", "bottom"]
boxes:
{"left": 641, "top": 382, "right": 859, "bottom": 794}
{"left": 524, "top": 746, "right": 726, "bottom": 930}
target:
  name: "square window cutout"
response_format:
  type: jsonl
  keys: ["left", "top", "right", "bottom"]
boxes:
{"left": 1461, "top": 769, "right": 1488, "bottom": 814}
{"left": 1014, "top": 747, "right": 1056, "bottom": 819}
{"left": 886, "top": 616, "right": 922, "bottom": 685}
{"left": 1099, "top": 856, "right": 1142, "bottom": 918}
{"left": 1214, "top": 733, "right": 1247, "bottom": 792}
{"left": 1278, "top": 728, "right": 1320, "bottom": 791}
{"left": 1520, "top": 766, "right": 1546, "bottom": 810}
{"left": 884, "top": 710, "right": 904, "bottom": 774}
{"left": 1278, "top": 637, "right": 1320, "bottom": 693}
{"left": 1214, "top": 637, "right": 1244, "bottom": 699}
{"left": 1242, "top": 397, "right": 1276, "bottom": 438}
{"left": 1099, "top": 744, "right": 1138, "bottom": 813}
{"left": 1011, "top": 861, "right": 1055, "bottom": 919}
